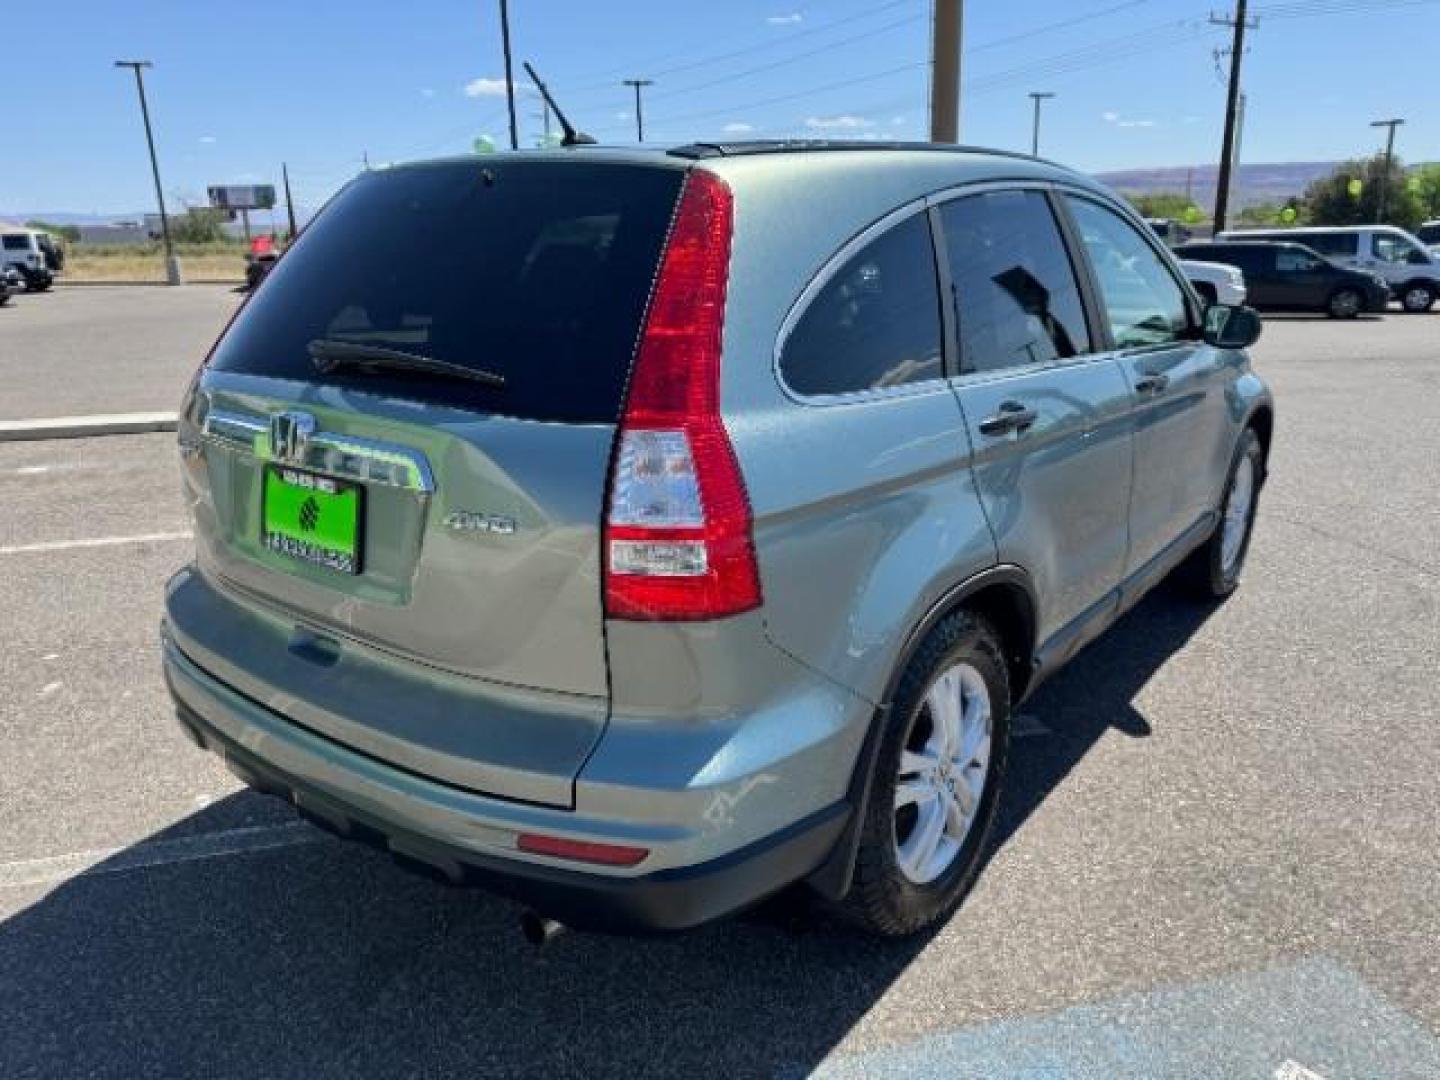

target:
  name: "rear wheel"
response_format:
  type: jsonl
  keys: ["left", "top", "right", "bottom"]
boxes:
{"left": 1184, "top": 428, "right": 1263, "bottom": 598}
{"left": 1400, "top": 282, "right": 1435, "bottom": 313}
{"left": 1326, "top": 288, "right": 1362, "bottom": 319}
{"left": 843, "top": 611, "right": 1010, "bottom": 936}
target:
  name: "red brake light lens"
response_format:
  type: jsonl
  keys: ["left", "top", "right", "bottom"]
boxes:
{"left": 603, "top": 169, "right": 761, "bottom": 621}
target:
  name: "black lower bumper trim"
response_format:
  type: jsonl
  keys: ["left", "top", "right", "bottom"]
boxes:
{"left": 171, "top": 698, "right": 849, "bottom": 934}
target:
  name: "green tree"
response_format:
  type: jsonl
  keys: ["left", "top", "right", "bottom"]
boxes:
{"left": 170, "top": 207, "right": 231, "bottom": 244}
{"left": 1303, "top": 154, "right": 1422, "bottom": 230}
{"left": 1408, "top": 163, "right": 1440, "bottom": 220}
{"left": 24, "top": 219, "right": 80, "bottom": 242}
{"left": 1125, "top": 192, "right": 1200, "bottom": 221}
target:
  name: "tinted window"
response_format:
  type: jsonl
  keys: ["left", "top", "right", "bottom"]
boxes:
{"left": 2, "top": 235, "right": 29, "bottom": 251}
{"left": 1196, "top": 245, "right": 1269, "bottom": 274}
{"left": 208, "top": 162, "right": 684, "bottom": 424}
{"left": 940, "top": 191, "right": 1090, "bottom": 375}
{"left": 1276, "top": 247, "right": 1322, "bottom": 272}
{"left": 1372, "top": 232, "right": 1425, "bottom": 263}
{"left": 1066, "top": 197, "right": 1189, "bottom": 349}
{"left": 1299, "top": 232, "right": 1358, "bottom": 257}
{"left": 780, "top": 213, "right": 943, "bottom": 395}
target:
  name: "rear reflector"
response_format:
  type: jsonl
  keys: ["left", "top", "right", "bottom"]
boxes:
{"left": 603, "top": 169, "right": 762, "bottom": 621}
{"left": 517, "top": 833, "right": 650, "bottom": 867}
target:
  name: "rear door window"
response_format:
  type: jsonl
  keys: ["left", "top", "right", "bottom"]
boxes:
{"left": 2, "top": 235, "right": 30, "bottom": 251}
{"left": 208, "top": 161, "right": 685, "bottom": 424}
{"left": 779, "top": 212, "right": 944, "bottom": 396}
{"left": 939, "top": 190, "right": 1091, "bottom": 375}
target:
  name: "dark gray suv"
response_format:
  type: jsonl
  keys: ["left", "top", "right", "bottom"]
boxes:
{"left": 163, "top": 142, "right": 1273, "bottom": 936}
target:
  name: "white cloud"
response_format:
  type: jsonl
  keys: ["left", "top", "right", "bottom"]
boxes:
{"left": 722, "top": 122, "right": 755, "bottom": 133}
{"left": 804, "top": 115, "right": 875, "bottom": 130}
{"left": 464, "top": 77, "right": 532, "bottom": 98}
{"left": 767, "top": 13, "right": 803, "bottom": 24}
{"left": 615, "top": 110, "right": 630, "bottom": 121}
{"left": 890, "top": 116, "right": 906, "bottom": 126}
{"left": 420, "top": 87, "right": 436, "bottom": 99}
{"left": 1102, "top": 111, "right": 1157, "bottom": 129}
{"left": 198, "top": 135, "right": 217, "bottom": 144}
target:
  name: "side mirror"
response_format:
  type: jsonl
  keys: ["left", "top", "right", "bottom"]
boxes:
{"left": 1408, "top": 249, "right": 1430, "bottom": 266}
{"left": 1202, "top": 304, "right": 1262, "bottom": 350}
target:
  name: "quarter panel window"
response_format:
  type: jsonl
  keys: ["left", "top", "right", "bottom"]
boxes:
{"left": 939, "top": 191, "right": 1090, "bottom": 375}
{"left": 780, "top": 213, "right": 943, "bottom": 396}
{"left": 1066, "top": 197, "right": 1190, "bottom": 349}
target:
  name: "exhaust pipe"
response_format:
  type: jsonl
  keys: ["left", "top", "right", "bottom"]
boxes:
{"left": 520, "top": 911, "right": 567, "bottom": 947}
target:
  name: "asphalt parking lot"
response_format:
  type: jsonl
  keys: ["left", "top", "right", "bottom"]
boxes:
{"left": 0, "top": 285, "right": 240, "bottom": 420}
{"left": 0, "top": 294, "right": 1437, "bottom": 1078}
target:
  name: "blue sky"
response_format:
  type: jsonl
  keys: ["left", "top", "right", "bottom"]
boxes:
{"left": 6, "top": 0, "right": 1437, "bottom": 216}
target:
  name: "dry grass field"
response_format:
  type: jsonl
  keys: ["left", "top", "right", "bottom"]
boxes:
{"left": 63, "top": 243, "right": 246, "bottom": 283}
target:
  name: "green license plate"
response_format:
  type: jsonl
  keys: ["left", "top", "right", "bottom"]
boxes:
{"left": 262, "top": 465, "right": 362, "bottom": 574}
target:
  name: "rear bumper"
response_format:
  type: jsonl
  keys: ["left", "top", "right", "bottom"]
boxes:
{"left": 162, "top": 626, "right": 851, "bottom": 933}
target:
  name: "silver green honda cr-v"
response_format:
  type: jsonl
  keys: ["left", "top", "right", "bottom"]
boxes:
{"left": 163, "top": 141, "right": 1273, "bottom": 936}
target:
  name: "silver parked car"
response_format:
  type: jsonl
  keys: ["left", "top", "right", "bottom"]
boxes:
{"left": 163, "top": 142, "right": 1273, "bottom": 937}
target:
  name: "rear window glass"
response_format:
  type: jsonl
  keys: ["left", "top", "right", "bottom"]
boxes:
{"left": 2, "top": 235, "right": 30, "bottom": 250}
{"left": 208, "top": 161, "right": 685, "bottom": 424}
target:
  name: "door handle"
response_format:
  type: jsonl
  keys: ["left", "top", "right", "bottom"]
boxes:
{"left": 978, "top": 401, "right": 1039, "bottom": 437}
{"left": 1134, "top": 373, "right": 1170, "bottom": 395}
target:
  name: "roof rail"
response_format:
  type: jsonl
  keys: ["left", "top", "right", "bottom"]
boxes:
{"left": 666, "top": 139, "right": 1067, "bottom": 169}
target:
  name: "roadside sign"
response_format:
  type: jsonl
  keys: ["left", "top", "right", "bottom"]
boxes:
{"left": 208, "top": 184, "right": 277, "bottom": 211}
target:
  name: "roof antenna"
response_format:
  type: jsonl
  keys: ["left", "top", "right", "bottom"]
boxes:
{"left": 522, "top": 63, "right": 596, "bottom": 147}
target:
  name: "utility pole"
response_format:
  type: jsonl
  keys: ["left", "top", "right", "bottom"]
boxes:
{"left": 1209, "top": 1, "right": 1257, "bottom": 233}
{"left": 622, "top": 79, "right": 654, "bottom": 142}
{"left": 498, "top": 0, "right": 519, "bottom": 150}
{"left": 282, "top": 162, "right": 298, "bottom": 239}
{"left": 1228, "top": 92, "right": 1247, "bottom": 215}
{"left": 930, "top": 0, "right": 963, "bottom": 142}
{"left": 1371, "top": 117, "right": 1404, "bottom": 224}
{"left": 1028, "top": 92, "right": 1055, "bottom": 156}
{"left": 114, "top": 59, "right": 181, "bottom": 285}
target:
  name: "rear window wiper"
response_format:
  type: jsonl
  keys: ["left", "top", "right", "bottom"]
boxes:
{"left": 307, "top": 339, "right": 506, "bottom": 388}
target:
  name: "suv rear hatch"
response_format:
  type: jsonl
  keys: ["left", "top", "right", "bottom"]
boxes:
{"left": 178, "top": 156, "right": 687, "bottom": 807}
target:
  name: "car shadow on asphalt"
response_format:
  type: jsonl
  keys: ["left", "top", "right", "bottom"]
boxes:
{"left": 0, "top": 585, "right": 1219, "bottom": 1079}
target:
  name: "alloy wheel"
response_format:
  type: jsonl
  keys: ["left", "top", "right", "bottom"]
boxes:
{"left": 893, "top": 662, "right": 992, "bottom": 885}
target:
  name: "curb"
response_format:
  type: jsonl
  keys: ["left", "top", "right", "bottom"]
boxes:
{"left": 0, "top": 413, "right": 178, "bottom": 442}
{"left": 56, "top": 280, "right": 244, "bottom": 288}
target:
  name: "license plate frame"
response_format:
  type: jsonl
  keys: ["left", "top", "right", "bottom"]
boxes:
{"left": 261, "top": 464, "right": 364, "bottom": 575}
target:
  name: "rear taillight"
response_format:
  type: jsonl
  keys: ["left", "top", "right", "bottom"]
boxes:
{"left": 603, "top": 170, "right": 761, "bottom": 621}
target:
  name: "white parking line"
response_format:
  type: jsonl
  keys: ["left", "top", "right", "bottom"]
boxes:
{"left": 0, "top": 531, "right": 192, "bottom": 556}
{"left": 0, "top": 821, "right": 326, "bottom": 889}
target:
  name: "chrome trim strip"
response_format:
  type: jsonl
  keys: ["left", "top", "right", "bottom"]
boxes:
{"left": 201, "top": 407, "right": 435, "bottom": 493}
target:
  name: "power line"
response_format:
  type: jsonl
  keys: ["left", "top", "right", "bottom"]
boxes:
{"left": 558, "top": 0, "right": 921, "bottom": 93}
{"left": 643, "top": 10, "right": 926, "bottom": 104}
{"left": 654, "top": 61, "right": 930, "bottom": 126}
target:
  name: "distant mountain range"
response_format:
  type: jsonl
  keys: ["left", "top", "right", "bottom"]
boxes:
{"left": 1092, "top": 161, "right": 1343, "bottom": 210}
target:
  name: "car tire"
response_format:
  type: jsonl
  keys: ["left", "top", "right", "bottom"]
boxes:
{"left": 1325, "top": 288, "right": 1362, "bottom": 319}
{"left": 1400, "top": 282, "right": 1435, "bottom": 313}
{"left": 843, "top": 610, "right": 1010, "bottom": 937}
{"left": 1184, "top": 428, "right": 1263, "bottom": 599}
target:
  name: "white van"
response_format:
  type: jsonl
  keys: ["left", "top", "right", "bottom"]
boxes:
{"left": 1216, "top": 225, "right": 1439, "bottom": 312}
{"left": 0, "top": 229, "right": 59, "bottom": 291}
